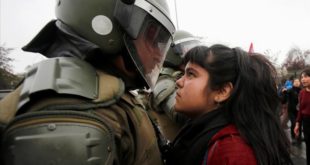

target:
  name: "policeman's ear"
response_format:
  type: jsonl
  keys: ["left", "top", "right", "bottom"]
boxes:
{"left": 214, "top": 82, "right": 233, "bottom": 103}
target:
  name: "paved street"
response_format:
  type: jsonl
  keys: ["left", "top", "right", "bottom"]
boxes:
{"left": 285, "top": 122, "right": 307, "bottom": 165}
{"left": 291, "top": 141, "right": 306, "bottom": 165}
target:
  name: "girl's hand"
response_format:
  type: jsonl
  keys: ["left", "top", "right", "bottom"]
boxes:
{"left": 294, "top": 122, "right": 300, "bottom": 138}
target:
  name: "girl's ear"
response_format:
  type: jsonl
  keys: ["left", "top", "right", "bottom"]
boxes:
{"left": 214, "top": 82, "right": 233, "bottom": 103}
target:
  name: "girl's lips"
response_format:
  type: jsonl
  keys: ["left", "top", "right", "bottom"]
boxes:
{"left": 176, "top": 91, "right": 181, "bottom": 98}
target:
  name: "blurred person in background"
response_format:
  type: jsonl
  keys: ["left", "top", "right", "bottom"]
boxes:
{"left": 295, "top": 68, "right": 310, "bottom": 165}
{"left": 282, "top": 77, "right": 302, "bottom": 145}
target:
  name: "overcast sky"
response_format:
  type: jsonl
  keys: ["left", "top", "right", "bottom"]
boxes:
{"left": 1, "top": 0, "right": 310, "bottom": 73}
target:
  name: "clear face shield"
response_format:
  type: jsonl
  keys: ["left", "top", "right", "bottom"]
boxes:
{"left": 124, "top": 17, "right": 172, "bottom": 89}
{"left": 173, "top": 39, "right": 201, "bottom": 58}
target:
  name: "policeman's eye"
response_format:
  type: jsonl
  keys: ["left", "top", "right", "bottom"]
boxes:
{"left": 146, "top": 23, "right": 158, "bottom": 41}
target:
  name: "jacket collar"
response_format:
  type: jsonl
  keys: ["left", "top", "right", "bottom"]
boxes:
{"left": 173, "top": 107, "right": 231, "bottom": 146}
{"left": 22, "top": 20, "right": 101, "bottom": 60}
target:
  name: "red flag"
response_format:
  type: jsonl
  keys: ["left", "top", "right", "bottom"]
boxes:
{"left": 248, "top": 42, "right": 254, "bottom": 53}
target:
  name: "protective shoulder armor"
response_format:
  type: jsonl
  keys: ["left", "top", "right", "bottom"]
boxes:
{"left": 18, "top": 57, "right": 125, "bottom": 110}
{"left": 160, "top": 67, "right": 183, "bottom": 80}
{"left": 152, "top": 76, "right": 175, "bottom": 109}
{"left": 160, "top": 67, "right": 175, "bottom": 77}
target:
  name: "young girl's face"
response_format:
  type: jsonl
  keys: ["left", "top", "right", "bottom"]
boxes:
{"left": 301, "top": 73, "right": 310, "bottom": 88}
{"left": 175, "top": 62, "right": 218, "bottom": 118}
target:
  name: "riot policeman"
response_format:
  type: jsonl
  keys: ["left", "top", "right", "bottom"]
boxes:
{"left": 147, "top": 30, "right": 202, "bottom": 141}
{"left": 0, "top": 0, "right": 175, "bottom": 164}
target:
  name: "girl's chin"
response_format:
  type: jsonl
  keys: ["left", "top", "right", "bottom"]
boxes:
{"left": 174, "top": 107, "right": 187, "bottom": 116}
{"left": 174, "top": 105, "right": 182, "bottom": 112}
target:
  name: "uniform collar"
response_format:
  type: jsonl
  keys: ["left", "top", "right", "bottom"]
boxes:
{"left": 22, "top": 20, "right": 100, "bottom": 60}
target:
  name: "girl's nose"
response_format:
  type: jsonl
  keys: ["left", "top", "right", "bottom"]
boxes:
{"left": 176, "top": 75, "right": 184, "bottom": 89}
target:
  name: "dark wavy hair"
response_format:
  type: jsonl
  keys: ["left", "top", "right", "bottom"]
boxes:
{"left": 184, "top": 45, "right": 292, "bottom": 165}
{"left": 301, "top": 67, "right": 310, "bottom": 77}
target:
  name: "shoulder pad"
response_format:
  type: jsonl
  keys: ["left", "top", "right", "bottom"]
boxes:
{"left": 160, "top": 67, "right": 183, "bottom": 80}
{"left": 19, "top": 57, "right": 98, "bottom": 109}
{"left": 160, "top": 67, "right": 175, "bottom": 76}
{"left": 18, "top": 57, "right": 125, "bottom": 110}
{"left": 151, "top": 76, "right": 175, "bottom": 108}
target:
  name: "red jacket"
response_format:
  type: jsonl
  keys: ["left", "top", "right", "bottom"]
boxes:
{"left": 207, "top": 124, "right": 257, "bottom": 165}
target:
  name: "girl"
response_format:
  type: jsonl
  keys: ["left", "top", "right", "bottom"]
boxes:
{"left": 165, "top": 45, "right": 292, "bottom": 165}
{"left": 295, "top": 68, "right": 310, "bottom": 165}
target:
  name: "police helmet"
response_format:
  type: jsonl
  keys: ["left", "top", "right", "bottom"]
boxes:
{"left": 55, "top": 0, "right": 175, "bottom": 89}
{"left": 165, "top": 30, "right": 201, "bottom": 68}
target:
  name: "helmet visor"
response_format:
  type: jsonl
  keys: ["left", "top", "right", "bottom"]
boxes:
{"left": 124, "top": 17, "right": 172, "bottom": 89}
{"left": 173, "top": 39, "right": 201, "bottom": 58}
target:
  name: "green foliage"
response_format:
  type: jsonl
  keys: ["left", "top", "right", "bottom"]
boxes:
{"left": 0, "top": 68, "right": 22, "bottom": 89}
{"left": 263, "top": 49, "right": 280, "bottom": 66}
{"left": 0, "top": 45, "right": 14, "bottom": 72}
{"left": 0, "top": 45, "right": 22, "bottom": 89}
{"left": 282, "top": 46, "right": 309, "bottom": 71}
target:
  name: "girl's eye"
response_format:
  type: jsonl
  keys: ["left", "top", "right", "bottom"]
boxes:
{"left": 186, "top": 71, "right": 195, "bottom": 78}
